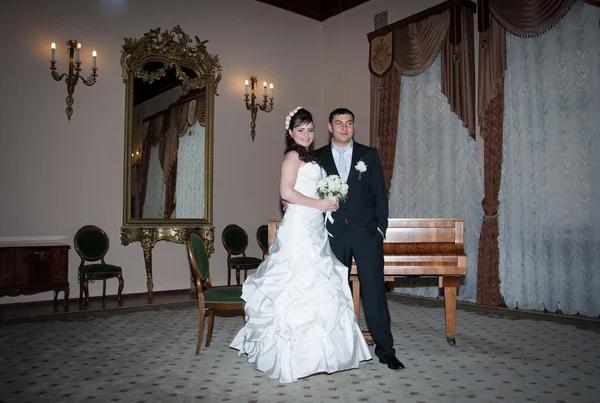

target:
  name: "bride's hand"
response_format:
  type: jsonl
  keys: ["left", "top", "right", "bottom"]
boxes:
{"left": 320, "top": 198, "right": 339, "bottom": 212}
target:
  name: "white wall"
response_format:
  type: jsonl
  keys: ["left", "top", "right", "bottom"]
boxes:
{"left": 0, "top": 0, "right": 323, "bottom": 302}
{"left": 0, "top": 0, "right": 479, "bottom": 304}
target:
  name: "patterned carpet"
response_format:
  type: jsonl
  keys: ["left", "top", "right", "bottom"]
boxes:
{"left": 1, "top": 296, "right": 599, "bottom": 403}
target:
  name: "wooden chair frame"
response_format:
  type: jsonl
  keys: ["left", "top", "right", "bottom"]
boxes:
{"left": 222, "top": 224, "right": 261, "bottom": 285}
{"left": 187, "top": 232, "right": 244, "bottom": 355}
{"left": 256, "top": 224, "right": 269, "bottom": 260}
{"left": 74, "top": 225, "right": 124, "bottom": 310}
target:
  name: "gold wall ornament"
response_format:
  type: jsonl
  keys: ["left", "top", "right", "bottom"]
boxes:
{"left": 49, "top": 40, "right": 98, "bottom": 120}
{"left": 121, "top": 25, "right": 222, "bottom": 92}
{"left": 120, "top": 226, "right": 214, "bottom": 299}
{"left": 120, "top": 26, "right": 220, "bottom": 299}
{"left": 369, "top": 32, "right": 393, "bottom": 77}
{"left": 121, "top": 25, "right": 219, "bottom": 227}
{"left": 244, "top": 76, "right": 274, "bottom": 142}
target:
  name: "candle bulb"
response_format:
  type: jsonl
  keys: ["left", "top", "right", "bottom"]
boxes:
{"left": 92, "top": 50, "right": 97, "bottom": 69}
{"left": 244, "top": 80, "right": 249, "bottom": 96}
{"left": 51, "top": 43, "right": 56, "bottom": 62}
{"left": 270, "top": 83, "right": 273, "bottom": 98}
{"left": 76, "top": 43, "right": 81, "bottom": 63}
{"left": 263, "top": 81, "right": 267, "bottom": 96}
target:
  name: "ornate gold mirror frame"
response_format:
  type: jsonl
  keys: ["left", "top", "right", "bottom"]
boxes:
{"left": 119, "top": 26, "right": 222, "bottom": 299}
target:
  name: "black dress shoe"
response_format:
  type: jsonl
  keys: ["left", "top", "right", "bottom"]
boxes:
{"left": 381, "top": 356, "right": 405, "bottom": 370}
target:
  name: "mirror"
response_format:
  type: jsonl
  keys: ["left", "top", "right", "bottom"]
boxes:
{"left": 121, "top": 26, "right": 221, "bottom": 226}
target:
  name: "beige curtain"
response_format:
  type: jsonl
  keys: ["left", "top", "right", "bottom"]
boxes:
{"left": 369, "top": 0, "right": 476, "bottom": 192}
{"left": 138, "top": 90, "right": 207, "bottom": 218}
{"left": 163, "top": 91, "right": 207, "bottom": 218}
{"left": 139, "top": 113, "right": 169, "bottom": 217}
{"left": 475, "top": 0, "right": 587, "bottom": 306}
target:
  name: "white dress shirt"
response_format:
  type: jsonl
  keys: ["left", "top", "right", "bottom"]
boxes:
{"left": 331, "top": 139, "right": 354, "bottom": 182}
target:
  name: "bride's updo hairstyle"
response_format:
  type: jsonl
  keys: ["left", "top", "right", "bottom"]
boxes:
{"left": 284, "top": 107, "right": 319, "bottom": 164}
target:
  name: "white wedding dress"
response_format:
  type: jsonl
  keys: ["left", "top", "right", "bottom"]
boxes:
{"left": 230, "top": 161, "right": 371, "bottom": 383}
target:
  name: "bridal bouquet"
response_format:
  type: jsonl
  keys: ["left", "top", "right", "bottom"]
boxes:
{"left": 317, "top": 174, "right": 349, "bottom": 201}
{"left": 317, "top": 175, "right": 348, "bottom": 227}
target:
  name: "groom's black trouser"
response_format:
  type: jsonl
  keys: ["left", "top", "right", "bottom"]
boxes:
{"left": 329, "top": 225, "right": 396, "bottom": 361}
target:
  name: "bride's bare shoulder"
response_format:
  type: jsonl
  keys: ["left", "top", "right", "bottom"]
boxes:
{"left": 282, "top": 151, "right": 303, "bottom": 166}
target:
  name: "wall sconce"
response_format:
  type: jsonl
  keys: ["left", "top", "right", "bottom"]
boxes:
{"left": 131, "top": 148, "right": 141, "bottom": 166}
{"left": 244, "top": 76, "right": 274, "bottom": 142}
{"left": 49, "top": 40, "right": 98, "bottom": 121}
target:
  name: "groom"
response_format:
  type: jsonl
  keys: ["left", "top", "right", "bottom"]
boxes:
{"left": 312, "top": 108, "right": 404, "bottom": 371}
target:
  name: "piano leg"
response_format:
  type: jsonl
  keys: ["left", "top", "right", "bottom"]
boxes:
{"left": 351, "top": 275, "right": 375, "bottom": 346}
{"left": 351, "top": 275, "right": 361, "bottom": 322}
{"left": 440, "top": 276, "right": 461, "bottom": 346}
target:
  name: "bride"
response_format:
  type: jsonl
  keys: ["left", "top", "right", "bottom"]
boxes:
{"left": 230, "top": 107, "right": 371, "bottom": 383}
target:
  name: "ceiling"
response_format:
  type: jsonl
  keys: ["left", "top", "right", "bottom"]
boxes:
{"left": 256, "top": 0, "right": 371, "bottom": 22}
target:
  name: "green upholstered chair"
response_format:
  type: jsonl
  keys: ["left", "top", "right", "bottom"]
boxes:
{"left": 222, "top": 224, "right": 263, "bottom": 286}
{"left": 187, "top": 231, "right": 244, "bottom": 355}
{"left": 74, "top": 225, "right": 124, "bottom": 310}
{"left": 256, "top": 224, "right": 269, "bottom": 260}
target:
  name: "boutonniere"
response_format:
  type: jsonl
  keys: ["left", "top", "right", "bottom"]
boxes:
{"left": 355, "top": 159, "right": 367, "bottom": 180}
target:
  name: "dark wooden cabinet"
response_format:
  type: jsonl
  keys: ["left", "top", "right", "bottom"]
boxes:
{"left": 0, "top": 242, "right": 70, "bottom": 311}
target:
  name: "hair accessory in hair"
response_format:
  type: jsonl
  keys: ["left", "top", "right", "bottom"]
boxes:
{"left": 285, "top": 106, "right": 302, "bottom": 130}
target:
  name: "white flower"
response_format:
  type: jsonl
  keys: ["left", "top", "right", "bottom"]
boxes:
{"left": 285, "top": 106, "right": 303, "bottom": 130}
{"left": 355, "top": 160, "right": 367, "bottom": 179}
{"left": 355, "top": 160, "right": 367, "bottom": 172}
{"left": 316, "top": 174, "right": 349, "bottom": 201}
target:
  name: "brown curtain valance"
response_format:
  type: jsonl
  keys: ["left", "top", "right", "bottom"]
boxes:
{"left": 486, "top": 0, "right": 577, "bottom": 37}
{"left": 169, "top": 94, "right": 207, "bottom": 137}
{"left": 369, "top": 0, "right": 476, "bottom": 144}
{"left": 393, "top": 11, "right": 450, "bottom": 76}
{"left": 368, "top": 0, "right": 477, "bottom": 190}
{"left": 478, "top": 0, "right": 580, "bottom": 37}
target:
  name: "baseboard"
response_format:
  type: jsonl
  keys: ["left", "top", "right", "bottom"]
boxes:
{"left": 0, "top": 288, "right": 194, "bottom": 308}
{"left": 387, "top": 292, "right": 600, "bottom": 329}
{"left": 0, "top": 236, "right": 69, "bottom": 243}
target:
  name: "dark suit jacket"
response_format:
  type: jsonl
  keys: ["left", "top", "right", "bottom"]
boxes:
{"left": 313, "top": 141, "right": 389, "bottom": 236}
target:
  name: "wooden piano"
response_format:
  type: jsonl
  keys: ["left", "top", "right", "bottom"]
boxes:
{"left": 266, "top": 217, "right": 466, "bottom": 346}
{"left": 351, "top": 218, "right": 466, "bottom": 346}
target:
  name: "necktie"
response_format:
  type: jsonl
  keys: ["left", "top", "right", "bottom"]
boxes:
{"left": 334, "top": 145, "right": 350, "bottom": 181}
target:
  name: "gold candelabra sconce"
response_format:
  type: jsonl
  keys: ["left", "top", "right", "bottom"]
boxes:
{"left": 244, "top": 76, "right": 274, "bottom": 142}
{"left": 50, "top": 40, "right": 98, "bottom": 121}
{"left": 131, "top": 148, "right": 141, "bottom": 166}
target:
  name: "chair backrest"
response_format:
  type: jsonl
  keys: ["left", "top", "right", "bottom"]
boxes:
{"left": 256, "top": 225, "right": 268, "bottom": 254}
{"left": 74, "top": 225, "right": 109, "bottom": 262}
{"left": 222, "top": 224, "right": 248, "bottom": 256}
{"left": 187, "top": 232, "right": 210, "bottom": 284}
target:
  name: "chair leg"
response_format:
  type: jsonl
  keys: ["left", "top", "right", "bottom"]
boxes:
{"left": 196, "top": 298, "right": 205, "bottom": 356}
{"left": 227, "top": 266, "right": 231, "bottom": 286}
{"left": 206, "top": 309, "right": 215, "bottom": 347}
{"left": 79, "top": 279, "right": 84, "bottom": 309}
{"left": 83, "top": 276, "right": 90, "bottom": 310}
{"left": 117, "top": 274, "right": 124, "bottom": 306}
{"left": 236, "top": 269, "right": 241, "bottom": 286}
{"left": 102, "top": 279, "right": 106, "bottom": 308}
